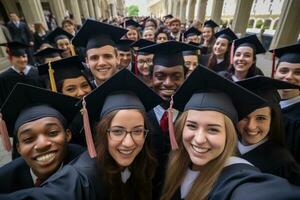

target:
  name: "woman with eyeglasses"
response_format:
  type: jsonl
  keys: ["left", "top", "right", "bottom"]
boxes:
{"left": 0, "top": 69, "right": 162, "bottom": 200}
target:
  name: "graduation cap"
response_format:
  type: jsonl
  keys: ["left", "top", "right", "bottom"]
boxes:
{"left": 0, "top": 41, "right": 30, "bottom": 57}
{"left": 270, "top": 43, "right": 300, "bottom": 64}
{"left": 183, "top": 42, "right": 206, "bottom": 56}
{"left": 204, "top": 20, "right": 219, "bottom": 28}
{"left": 33, "top": 47, "right": 64, "bottom": 59}
{"left": 237, "top": 76, "right": 300, "bottom": 106}
{"left": 138, "top": 41, "right": 201, "bottom": 67}
{"left": 130, "top": 39, "right": 156, "bottom": 55}
{"left": 184, "top": 27, "right": 202, "bottom": 38}
{"left": 120, "top": 19, "right": 141, "bottom": 28}
{"left": 79, "top": 69, "right": 163, "bottom": 157}
{"left": 0, "top": 83, "right": 79, "bottom": 151}
{"left": 163, "top": 14, "right": 174, "bottom": 20}
{"left": 233, "top": 34, "right": 266, "bottom": 54}
{"left": 37, "top": 56, "right": 86, "bottom": 92}
{"left": 44, "top": 27, "right": 73, "bottom": 44}
{"left": 72, "top": 19, "right": 128, "bottom": 51}
{"left": 173, "top": 66, "right": 266, "bottom": 123}
{"left": 214, "top": 28, "right": 238, "bottom": 42}
{"left": 116, "top": 39, "right": 134, "bottom": 51}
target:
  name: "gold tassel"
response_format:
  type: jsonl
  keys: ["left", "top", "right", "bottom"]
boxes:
{"left": 48, "top": 62, "right": 57, "bottom": 92}
{"left": 69, "top": 44, "right": 76, "bottom": 56}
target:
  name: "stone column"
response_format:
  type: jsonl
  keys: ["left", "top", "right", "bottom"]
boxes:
{"left": 231, "top": 0, "right": 254, "bottom": 37}
{"left": 0, "top": 28, "right": 8, "bottom": 58}
{"left": 93, "top": 0, "right": 102, "bottom": 20}
{"left": 211, "top": 0, "right": 224, "bottom": 25}
{"left": 195, "top": 0, "right": 208, "bottom": 22}
{"left": 18, "top": 0, "right": 48, "bottom": 29}
{"left": 87, "top": 0, "right": 96, "bottom": 19}
{"left": 49, "top": 0, "right": 66, "bottom": 27}
{"left": 65, "top": 0, "right": 82, "bottom": 25}
{"left": 1, "top": 0, "right": 19, "bottom": 15}
{"left": 179, "top": 0, "right": 186, "bottom": 22}
{"left": 270, "top": 0, "right": 300, "bottom": 49}
{"left": 186, "top": 0, "right": 194, "bottom": 22}
{"left": 79, "top": 0, "right": 90, "bottom": 19}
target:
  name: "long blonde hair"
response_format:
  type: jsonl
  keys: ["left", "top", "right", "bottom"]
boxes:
{"left": 161, "top": 110, "right": 237, "bottom": 200}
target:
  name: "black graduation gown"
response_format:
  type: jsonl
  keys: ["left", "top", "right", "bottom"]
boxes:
{"left": 218, "top": 67, "right": 264, "bottom": 81}
{"left": 147, "top": 109, "right": 171, "bottom": 200}
{"left": 0, "top": 151, "right": 140, "bottom": 200}
{"left": 281, "top": 102, "right": 300, "bottom": 163}
{"left": 0, "top": 67, "right": 43, "bottom": 107}
{"left": 239, "top": 140, "right": 300, "bottom": 185}
{"left": 68, "top": 112, "right": 86, "bottom": 147}
{"left": 0, "top": 144, "right": 85, "bottom": 193}
{"left": 171, "top": 163, "right": 300, "bottom": 200}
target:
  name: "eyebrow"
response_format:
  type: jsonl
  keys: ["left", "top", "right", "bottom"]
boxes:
{"left": 18, "top": 122, "right": 62, "bottom": 136}
{"left": 186, "top": 120, "right": 222, "bottom": 127}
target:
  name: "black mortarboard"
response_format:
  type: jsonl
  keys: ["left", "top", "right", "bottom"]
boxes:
{"left": 138, "top": 41, "right": 201, "bottom": 67}
{"left": 184, "top": 27, "right": 202, "bottom": 38}
{"left": 237, "top": 76, "right": 300, "bottom": 106}
{"left": 83, "top": 68, "right": 162, "bottom": 121}
{"left": 204, "top": 20, "right": 219, "bottom": 28}
{"left": 37, "top": 56, "right": 85, "bottom": 84}
{"left": 120, "top": 19, "right": 141, "bottom": 28}
{"left": 183, "top": 42, "right": 206, "bottom": 56}
{"left": 173, "top": 66, "right": 266, "bottom": 123}
{"left": 116, "top": 39, "right": 134, "bottom": 51}
{"left": 0, "top": 41, "right": 30, "bottom": 56}
{"left": 0, "top": 83, "right": 79, "bottom": 137}
{"left": 72, "top": 19, "right": 128, "bottom": 51}
{"left": 234, "top": 34, "right": 266, "bottom": 54}
{"left": 164, "top": 14, "right": 174, "bottom": 20}
{"left": 269, "top": 43, "right": 300, "bottom": 64}
{"left": 130, "top": 39, "right": 156, "bottom": 55}
{"left": 33, "top": 47, "right": 64, "bottom": 58}
{"left": 44, "top": 27, "right": 73, "bottom": 44}
{"left": 214, "top": 28, "right": 238, "bottom": 42}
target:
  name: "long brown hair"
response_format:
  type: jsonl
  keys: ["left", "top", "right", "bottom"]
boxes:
{"left": 94, "top": 109, "right": 156, "bottom": 200}
{"left": 161, "top": 111, "right": 237, "bottom": 200}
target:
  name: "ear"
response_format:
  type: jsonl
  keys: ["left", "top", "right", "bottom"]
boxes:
{"left": 65, "top": 129, "right": 72, "bottom": 142}
{"left": 16, "top": 142, "right": 21, "bottom": 155}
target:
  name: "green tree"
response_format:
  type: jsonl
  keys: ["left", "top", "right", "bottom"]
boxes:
{"left": 127, "top": 5, "right": 139, "bottom": 16}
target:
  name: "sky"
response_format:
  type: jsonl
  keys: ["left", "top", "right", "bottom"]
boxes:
{"left": 125, "top": 0, "right": 149, "bottom": 16}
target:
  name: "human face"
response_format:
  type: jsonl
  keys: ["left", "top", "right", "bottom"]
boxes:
{"left": 137, "top": 54, "right": 153, "bottom": 76}
{"left": 187, "top": 35, "right": 200, "bottom": 44}
{"left": 202, "top": 27, "right": 213, "bottom": 41}
{"left": 145, "top": 21, "right": 156, "bottom": 29}
{"left": 108, "top": 109, "right": 146, "bottom": 167}
{"left": 61, "top": 76, "right": 92, "bottom": 99}
{"left": 10, "top": 13, "right": 19, "bottom": 22}
{"left": 86, "top": 45, "right": 119, "bottom": 86}
{"left": 156, "top": 33, "right": 168, "bottom": 43}
{"left": 233, "top": 46, "right": 254, "bottom": 74}
{"left": 237, "top": 107, "right": 271, "bottom": 145}
{"left": 213, "top": 37, "right": 229, "bottom": 58}
{"left": 152, "top": 65, "right": 185, "bottom": 101}
{"left": 143, "top": 30, "right": 155, "bottom": 42}
{"left": 274, "top": 62, "right": 300, "bottom": 99}
{"left": 170, "top": 21, "right": 180, "bottom": 34}
{"left": 183, "top": 110, "right": 226, "bottom": 169}
{"left": 11, "top": 54, "right": 28, "bottom": 71}
{"left": 63, "top": 22, "right": 75, "bottom": 35}
{"left": 184, "top": 55, "right": 198, "bottom": 77}
{"left": 126, "top": 28, "right": 139, "bottom": 41}
{"left": 17, "top": 117, "right": 71, "bottom": 179}
{"left": 118, "top": 50, "right": 132, "bottom": 69}
{"left": 56, "top": 38, "right": 71, "bottom": 51}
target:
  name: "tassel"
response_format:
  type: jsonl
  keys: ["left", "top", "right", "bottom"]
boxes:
{"left": 0, "top": 113, "right": 12, "bottom": 152}
{"left": 271, "top": 49, "right": 275, "bottom": 78}
{"left": 69, "top": 44, "right": 76, "bottom": 56}
{"left": 48, "top": 62, "right": 57, "bottom": 92}
{"left": 168, "top": 95, "right": 178, "bottom": 150}
{"left": 230, "top": 40, "right": 235, "bottom": 65}
{"left": 82, "top": 97, "right": 97, "bottom": 158}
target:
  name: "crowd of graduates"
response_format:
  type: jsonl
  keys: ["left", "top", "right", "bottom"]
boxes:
{"left": 0, "top": 12, "right": 300, "bottom": 200}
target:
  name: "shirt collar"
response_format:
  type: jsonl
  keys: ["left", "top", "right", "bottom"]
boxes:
{"left": 238, "top": 137, "right": 268, "bottom": 155}
{"left": 121, "top": 167, "right": 131, "bottom": 183}
{"left": 30, "top": 163, "right": 63, "bottom": 184}
{"left": 11, "top": 65, "right": 31, "bottom": 75}
{"left": 153, "top": 104, "right": 179, "bottom": 122}
{"left": 280, "top": 96, "right": 300, "bottom": 109}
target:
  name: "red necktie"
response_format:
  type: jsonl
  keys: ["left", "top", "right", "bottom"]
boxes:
{"left": 34, "top": 177, "right": 44, "bottom": 187}
{"left": 160, "top": 111, "right": 169, "bottom": 134}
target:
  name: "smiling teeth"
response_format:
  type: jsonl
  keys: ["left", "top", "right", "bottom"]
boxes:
{"left": 192, "top": 145, "right": 209, "bottom": 153}
{"left": 119, "top": 149, "right": 134, "bottom": 155}
{"left": 36, "top": 153, "right": 56, "bottom": 162}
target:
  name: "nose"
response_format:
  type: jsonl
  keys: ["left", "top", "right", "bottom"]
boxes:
{"left": 163, "top": 76, "right": 174, "bottom": 87}
{"left": 77, "top": 88, "right": 87, "bottom": 99}
{"left": 121, "top": 133, "right": 135, "bottom": 147}
{"left": 97, "top": 56, "right": 106, "bottom": 66}
{"left": 284, "top": 71, "right": 294, "bottom": 80}
{"left": 34, "top": 135, "right": 51, "bottom": 151}
{"left": 246, "top": 118, "right": 257, "bottom": 131}
{"left": 194, "top": 129, "right": 207, "bottom": 144}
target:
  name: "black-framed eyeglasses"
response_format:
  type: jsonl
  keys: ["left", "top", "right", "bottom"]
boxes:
{"left": 137, "top": 59, "right": 153, "bottom": 65}
{"left": 107, "top": 128, "right": 149, "bottom": 142}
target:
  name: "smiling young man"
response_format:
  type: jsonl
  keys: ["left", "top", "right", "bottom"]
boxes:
{"left": 72, "top": 19, "right": 127, "bottom": 88}
{"left": 0, "top": 83, "right": 84, "bottom": 193}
